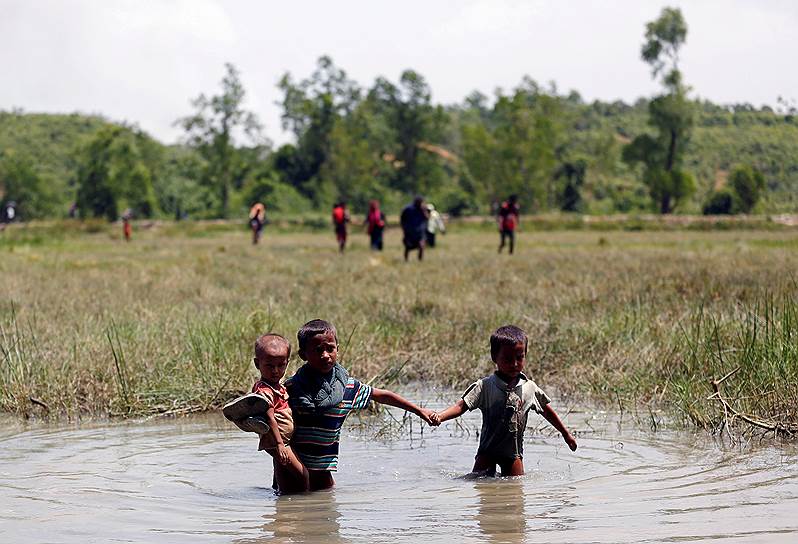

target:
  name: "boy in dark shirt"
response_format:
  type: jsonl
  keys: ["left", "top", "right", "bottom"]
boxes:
{"left": 431, "top": 325, "right": 577, "bottom": 476}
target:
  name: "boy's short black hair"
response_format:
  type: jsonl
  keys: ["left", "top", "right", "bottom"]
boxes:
{"left": 490, "top": 325, "right": 528, "bottom": 361}
{"left": 297, "top": 319, "right": 338, "bottom": 354}
{"left": 254, "top": 333, "right": 291, "bottom": 360}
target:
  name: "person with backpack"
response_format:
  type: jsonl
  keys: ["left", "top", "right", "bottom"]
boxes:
{"left": 332, "top": 201, "right": 350, "bottom": 253}
{"left": 364, "top": 200, "right": 386, "bottom": 251}
{"left": 249, "top": 202, "right": 266, "bottom": 245}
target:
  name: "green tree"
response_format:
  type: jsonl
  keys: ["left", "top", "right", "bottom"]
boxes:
{"left": 641, "top": 7, "right": 688, "bottom": 84}
{"left": 178, "top": 63, "right": 262, "bottom": 217}
{"left": 155, "top": 146, "right": 210, "bottom": 220}
{"left": 623, "top": 7, "right": 695, "bottom": 213}
{"left": 702, "top": 188, "right": 735, "bottom": 215}
{"left": 276, "top": 56, "right": 360, "bottom": 205}
{"left": 460, "top": 79, "right": 566, "bottom": 210}
{"left": 75, "top": 126, "right": 159, "bottom": 220}
{"left": 367, "top": 71, "right": 448, "bottom": 197}
{"left": 0, "top": 150, "right": 57, "bottom": 219}
{"left": 729, "top": 164, "right": 765, "bottom": 213}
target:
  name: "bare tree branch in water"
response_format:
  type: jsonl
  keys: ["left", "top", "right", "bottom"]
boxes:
{"left": 708, "top": 367, "right": 798, "bottom": 439}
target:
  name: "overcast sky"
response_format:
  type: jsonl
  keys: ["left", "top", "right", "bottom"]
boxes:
{"left": 2, "top": 0, "right": 796, "bottom": 145}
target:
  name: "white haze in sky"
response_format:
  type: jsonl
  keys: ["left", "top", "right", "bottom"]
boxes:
{"left": 1, "top": 0, "right": 795, "bottom": 145}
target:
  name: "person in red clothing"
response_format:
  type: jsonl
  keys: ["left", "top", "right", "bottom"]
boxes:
{"left": 364, "top": 200, "right": 386, "bottom": 251}
{"left": 122, "top": 209, "right": 133, "bottom": 242}
{"left": 332, "top": 201, "right": 350, "bottom": 253}
{"left": 497, "top": 195, "right": 520, "bottom": 254}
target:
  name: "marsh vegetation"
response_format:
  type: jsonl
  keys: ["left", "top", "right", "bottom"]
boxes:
{"left": 1, "top": 221, "right": 796, "bottom": 438}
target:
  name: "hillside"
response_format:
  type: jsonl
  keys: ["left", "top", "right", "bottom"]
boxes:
{"left": 563, "top": 100, "right": 798, "bottom": 213}
{"left": 0, "top": 111, "right": 113, "bottom": 205}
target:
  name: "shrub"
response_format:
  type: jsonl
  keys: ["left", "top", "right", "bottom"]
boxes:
{"left": 703, "top": 188, "right": 736, "bottom": 215}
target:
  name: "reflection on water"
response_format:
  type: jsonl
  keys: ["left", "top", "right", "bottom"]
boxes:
{"left": 474, "top": 479, "right": 526, "bottom": 543}
{"left": 241, "top": 490, "right": 343, "bottom": 544}
{"left": 1, "top": 411, "right": 797, "bottom": 543}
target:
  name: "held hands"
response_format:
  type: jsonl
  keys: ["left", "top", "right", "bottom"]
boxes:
{"left": 417, "top": 408, "right": 441, "bottom": 426}
{"left": 276, "top": 443, "right": 290, "bottom": 465}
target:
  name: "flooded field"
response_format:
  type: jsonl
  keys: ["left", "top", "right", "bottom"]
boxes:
{"left": 1, "top": 407, "right": 797, "bottom": 543}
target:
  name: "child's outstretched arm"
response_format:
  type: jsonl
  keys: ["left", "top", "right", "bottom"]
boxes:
{"left": 433, "top": 399, "right": 468, "bottom": 425}
{"left": 264, "top": 407, "right": 290, "bottom": 465}
{"left": 371, "top": 388, "right": 435, "bottom": 425}
{"left": 541, "top": 404, "right": 577, "bottom": 451}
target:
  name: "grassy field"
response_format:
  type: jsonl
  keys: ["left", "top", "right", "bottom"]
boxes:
{"left": 1, "top": 221, "right": 797, "bottom": 437}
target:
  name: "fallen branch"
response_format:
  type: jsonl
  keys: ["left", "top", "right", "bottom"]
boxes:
{"left": 708, "top": 367, "right": 797, "bottom": 437}
{"left": 29, "top": 397, "right": 50, "bottom": 413}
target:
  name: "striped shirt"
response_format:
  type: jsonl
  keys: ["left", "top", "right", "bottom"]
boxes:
{"left": 285, "top": 376, "right": 372, "bottom": 471}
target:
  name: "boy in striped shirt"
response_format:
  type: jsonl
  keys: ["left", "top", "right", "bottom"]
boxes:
{"left": 285, "top": 319, "right": 435, "bottom": 491}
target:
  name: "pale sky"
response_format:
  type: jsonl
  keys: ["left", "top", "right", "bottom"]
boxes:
{"left": 1, "top": 0, "right": 796, "bottom": 145}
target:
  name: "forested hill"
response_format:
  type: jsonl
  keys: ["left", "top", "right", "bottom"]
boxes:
{"left": 565, "top": 98, "right": 798, "bottom": 213}
{"left": 0, "top": 111, "right": 198, "bottom": 220}
{"left": 1, "top": 95, "right": 797, "bottom": 220}
{"left": 0, "top": 112, "right": 111, "bottom": 206}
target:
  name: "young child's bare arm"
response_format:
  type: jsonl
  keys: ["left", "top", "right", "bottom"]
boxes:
{"left": 434, "top": 399, "right": 468, "bottom": 424}
{"left": 264, "top": 406, "right": 290, "bottom": 465}
{"left": 541, "top": 404, "right": 577, "bottom": 451}
{"left": 371, "top": 388, "right": 435, "bottom": 425}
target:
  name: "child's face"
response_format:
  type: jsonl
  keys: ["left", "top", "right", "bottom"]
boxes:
{"left": 494, "top": 341, "right": 526, "bottom": 378}
{"left": 254, "top": 345, "right": 290, "bottom": 385}
{"left": 302, "top": 332, "right": 338, "bottom": 374}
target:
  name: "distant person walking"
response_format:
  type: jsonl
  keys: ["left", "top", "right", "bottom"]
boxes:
{"left": 2, "top": 201, "right": 17, "bottom": 223}
{"left": 400, "top": 196, "right": 429, "bottom": 261}
{"left": 332, "top": 201, "right": 350, "bottom": 253}
{"left": 365, "top": 200, "right": 386, "bottom": 251}
{"left": 249, "top": 202, "right": 266, "bottom": 245}
{"left": 497, "top": 195, "right": 520, "bottom": 254}
{"left": 122, "top": 209, "right": 133, "bottom": 242}
{"left": 425, "top": 203, "right": 445, "bottom": 248}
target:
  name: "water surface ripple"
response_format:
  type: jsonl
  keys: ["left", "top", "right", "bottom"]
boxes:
{"left": 1, "top": 412, "right": 797, "bottom": 543}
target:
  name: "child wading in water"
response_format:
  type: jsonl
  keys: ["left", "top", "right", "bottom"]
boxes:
{"left": 223, "top": 334, "right": 308, "bottom": 493}
{"left": 431, "top": 325, "right": 577, "bottom": 476}
{"left": 286, "top": 319, "right": 435, "bottom": 491}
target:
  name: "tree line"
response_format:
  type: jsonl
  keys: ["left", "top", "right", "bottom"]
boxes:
{"left": 2, "top": 7, "right": 796, "bottom": 222}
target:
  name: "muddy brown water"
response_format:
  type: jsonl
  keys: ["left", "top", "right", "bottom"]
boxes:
{"left": 1, "top": 407, "right": 797, "bottom": 543}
